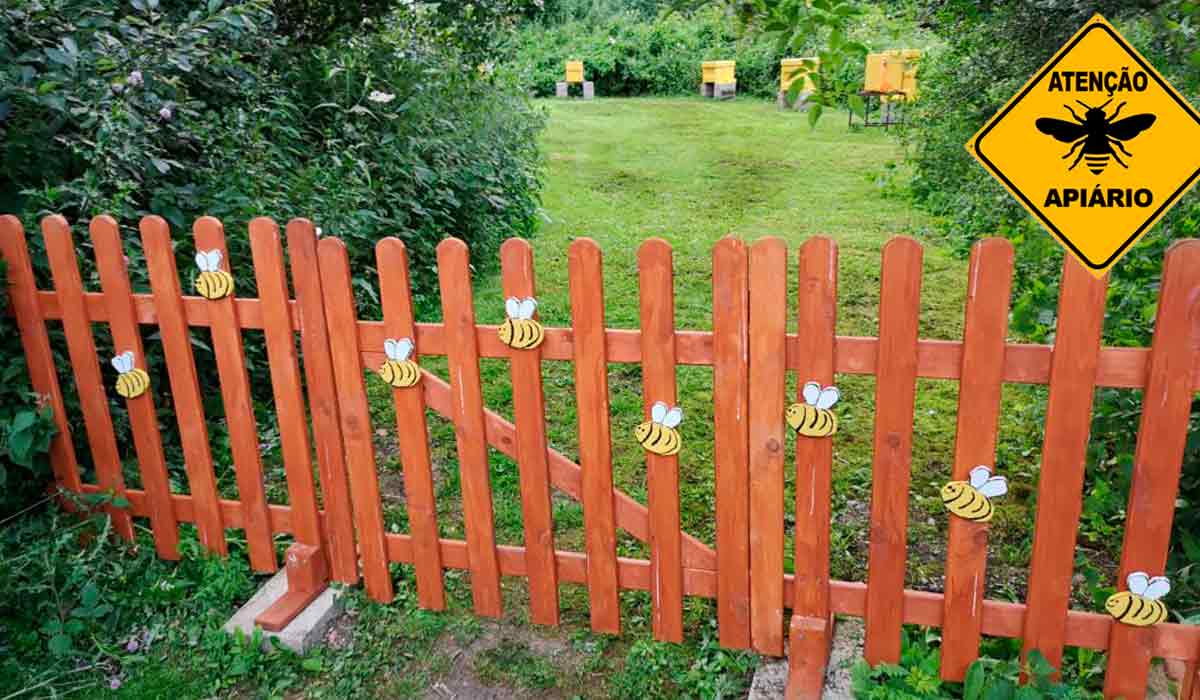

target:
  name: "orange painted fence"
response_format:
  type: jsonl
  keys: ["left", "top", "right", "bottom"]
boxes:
{"left": 3, "top": 214, "right": 1200, "bottom": 699}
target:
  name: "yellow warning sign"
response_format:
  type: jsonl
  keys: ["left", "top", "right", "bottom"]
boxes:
{"left": 967, "top": 14, "right": 1200, "bottom": 276}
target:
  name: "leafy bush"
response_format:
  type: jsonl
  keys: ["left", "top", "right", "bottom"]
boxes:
{"left": 506, "top": 7, "right": 789, "bottom": 98}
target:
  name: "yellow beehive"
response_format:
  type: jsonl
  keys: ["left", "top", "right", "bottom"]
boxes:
{"left": 565, "top": 60, "right": 584, "bottom": 84}
{"left": 780, "top": 57, "right": 818, "bottom": 93}
{"left": 702, "top": 60, "right": 736, "bottom": 84}
{"left": 863, "top": 50, "right": 920, "bottom": 99}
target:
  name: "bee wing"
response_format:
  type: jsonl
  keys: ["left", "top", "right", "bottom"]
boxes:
{"left": 206, "top": 249, "right": 223, "bottom": 271}
{"left": 395, "top": 337, "right": 413, "bottom": 361}
{"left": 505, "top": 297, "right": 521, "bottom": 318}
{"left": 802, "top": 381, "right": 821, "bottom": 406}
{"left": 194, "top": 251, "right": 210, "bottom": 271}
{"left": 816, "top": 386, "right": 839, "bottom": 410}
{"left": 969, "top": 465, "right": 993, "bottom": 489}
{"left": 112, "top": 351, "right": 133, "bottom": 372}
{"left": 1144, "top": 576, "right": 1171, "bottom": 601}
{"left": 663, "top": 406, "right": 683, "bottom": 428}
{"left": 519, "top": 297, "right": 537, "bottom": 319}
{"left": 976, "top": 476, "right": 1008, "bottom": 499}
{"left": 384, "top": 338, "right": 399, "bottom": 360}
{"left": 1126, "top": 571, "right": 1150, "bottom": 596}
{"left": 651, "top": 401, "right": 668, "bottom": 423}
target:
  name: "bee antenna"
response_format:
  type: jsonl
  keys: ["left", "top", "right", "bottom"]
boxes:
{"left": 1098, "top": 97, "right": 1113, "bottom": 110}
{"left": 1074, "top": 99, "right": 1094, "bottom": 111}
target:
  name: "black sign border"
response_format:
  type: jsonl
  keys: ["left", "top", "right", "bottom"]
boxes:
{"left": 973, "top": 21, "right": 1200, "bottom": 271}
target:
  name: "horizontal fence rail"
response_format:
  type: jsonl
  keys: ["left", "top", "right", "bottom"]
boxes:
{"left": 3, "top": 214, "right": 1199, "bottom": 700}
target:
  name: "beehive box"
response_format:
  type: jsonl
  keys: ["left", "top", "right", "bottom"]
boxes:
{"left": 780, "top": 57, "right": 818, "bottom": 93}
{"left": 863, "top": 50, "right": 920, "bottom": 98}
{"left": 701, "top": 60, "right": 736, "bottom": 84}
{"left": 565, "top": 60, "right": 584, "bottom": 84}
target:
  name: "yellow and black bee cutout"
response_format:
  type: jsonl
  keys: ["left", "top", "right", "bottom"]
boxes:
{"left": 378, "top": 337, "right": 421, "bottom": 388}
{"left": 787, "top": 382, "right": 839, "bottom": 438}
{"left": 111, "top": 351, "right": 150, "bottom": 399}
{"left": 498, "top": 297, "right": 544, "bottom": 350}
{"left": 941, "top": 465, "right": 1008, "bottom": 523}
{"left": 1106, "top": 572, "right": 1170, "bottom": 627}
{"left": 635, "top": 401, "right": 683, "bottom": 456}
{"left": 193, "top": 249, "right": 234, "bottom": 300}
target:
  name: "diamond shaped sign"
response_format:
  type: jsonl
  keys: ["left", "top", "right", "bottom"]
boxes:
{"left": 967, "top": 14, "right": 1200, "bottom": 276}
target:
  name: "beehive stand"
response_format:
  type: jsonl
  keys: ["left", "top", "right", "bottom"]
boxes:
{"left": 701, "top": 60, "right": 736, "bottom": 100}
{"left": 556, "top": 60, "right": 594, "bottom": 99}
{"left": 849, "top": 51, "right": 919, "bottom": 128}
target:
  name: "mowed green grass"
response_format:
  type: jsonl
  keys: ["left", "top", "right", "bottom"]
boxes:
{"left": 369, "top": 96, "right": 1046, "bottom": 611}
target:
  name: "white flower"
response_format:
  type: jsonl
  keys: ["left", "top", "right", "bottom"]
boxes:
{"left": 128, "top": 70, "right": 143, "bottom": 87}
{"left": 158, "top": 106, "right": 172, "bottom": 120}
{"left": 368, "top": 90, "right": 395, "bottom": 104}
{"left": 315, "top": 226, "right": 323, "bottom": 238}
{"left": 609, "top": 36, "right": 616, "bottom": 45}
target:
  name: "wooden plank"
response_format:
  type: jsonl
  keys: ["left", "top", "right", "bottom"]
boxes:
{"left": 638, "top": 238, "right": 684, "bottom": 643}
{"left": 791, "top": 236, "right": 838, "bottom": 690}
{"left": 376, "top": 237, "right": 446, "bottom": 610}
{"left": 567, "top": 238, "right": 621, "bottom": 634}
{"left": 40, "top": 216, "right": 133, "bottom": 539}
{"left": 89, "top": 215, "right": 180, "bottom": 559}
{"left": 1021, "top": 257, "right": 1108, "bottom": 675}
{"left": 316, "top": 237, "right": 394, "bottom": 602}
{"left": 193, "top": 217, "right": 276, "bottom": 573}
{"left": 748, "top": 237, "right": 787, "bottom": 656}
{"left": 140, "top": 216, "right": 227, "bottom": 556}
{"left": 500, "top": 238, "right": 559, "bottom": 626}
{"left": 712, "top": 236, "right": 751, "bottom": 649}
{"left": 863, "top": 236, "right": 923, "bottom": 665}
{"left": 1102, "top": 241, "right": 1200, "bottom": 700}
{"left": 287, "top": 220, "right": 358, "bottom": 584}
{"left": 940, "top": 238, "right": 1014, "bottom": 681}
{"left": 0, "top": 216, "right": 83, "bottom": 493}
{"left": 788, "top": 615, "right": 832, "bottom": 700}
{"left": 33, "top": 287, "right": 1200, "bottom": 391}
{"left": 249, "top": 217, "right": 322, "bottom": 549}
{"left": 437, "top": 238, "right": 502, "bottom": 617}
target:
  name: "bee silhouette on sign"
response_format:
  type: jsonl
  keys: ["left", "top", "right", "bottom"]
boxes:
{"left": 1035, "top": 99, "right": 1156, "bottom": 174}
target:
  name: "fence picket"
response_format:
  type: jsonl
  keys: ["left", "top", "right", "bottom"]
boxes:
{"left": 712, "top": 236, "right": 750, "bottom": 649}
{"left": 0, "top": 216, "right": 83, "bottom": 494}
{"left": 748, "top": 237, "right": 787, "bottom": 656}
{"left": 789, "top": 236, "right": 838, "bottom": 697}
{"left": 317, "top": 237, "right": 394, "bottom": 602}
{"left": 1101, "top": 241, "right": 1200, "bottom": 699}
{"left": 286, "top": 219, "right": 358, "bottom": 584}
{"left": 863, "top": 237, "right": 923, "bottom": 665}
{"left": 140, "top": 216, "right": 228, "bottom": 556}
{"left": 940, "top": 238, "right": 1014, "bottom": 681}
{"left": 437, "top": 238, "right": 503, "bottom": 617}
{"left": 500, "top": 238, "right": 560, "bottom": 626}
{"left": 1021, "top": 257, "right": 1108, "bottom": 675}
{"left": 249, "top": 218, "right": 322, "bottom": 550}
{"left": 41, "top": 216, "right": 134, "bottom": 540}
{"left": 376, "top": 237, "right": 446, "bottom": 610}
{"left": 193, "top": 217, "right": 276, "bottom": 572}
{"left": 567, "top": 238, "right": 621, "bottom": 634}
{"left": 638, "top": 238, "right": 684, "bottom": 643}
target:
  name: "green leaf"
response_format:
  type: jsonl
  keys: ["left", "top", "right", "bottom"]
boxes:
{"left": 983, "top": 678, "right": 1016, "bottom": 700}
{"left": 848, "top": 94, "right": 865, "bottom": 118}
{"left": 302, "top": 657, "right": 323, "bottom": 672}
{"left": 49, "top": 634, "right": 73, "bottom": 656}
{"left": 964, "top": 661, "right": 985, "bottom": 700}
{"left": 807, "top": 102, "right": 824, "bottom": 129}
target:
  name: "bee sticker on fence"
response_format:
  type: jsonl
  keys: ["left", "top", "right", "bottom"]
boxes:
{"left": 378, "top": 337, "right": 421, "bottom": 388}
{"left": 193, "top": 249, "right": 234, "bottom": 300}
{"left": 941, "top": 465, "right": 1008, "bottom": 523}
{"left": 111, "top": 351, "right": 150, "bottom": 399}
{"left": 498, "top": 296, "right": 545, "bottom": 350}
{"left": 636, "top": 401, "right": 682, "bottom": 456}
{"left": 1106, "top": 571, "right": 1170, "bottom": 627}
{"left": 787, "top": 382, "right": 839, "bottom": 437}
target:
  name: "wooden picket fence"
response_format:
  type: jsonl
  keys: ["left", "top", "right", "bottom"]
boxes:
{"left": 3, "top": 213, "right": 1200, "bottom": 699}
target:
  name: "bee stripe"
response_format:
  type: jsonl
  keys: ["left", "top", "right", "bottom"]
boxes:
{"left": 1114, "top": 594, "right": 1134, "bottom": 622}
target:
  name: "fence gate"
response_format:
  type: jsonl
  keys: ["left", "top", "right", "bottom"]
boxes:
{"left": 3, "top": 213, "right": 1200, "bottom": 700}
